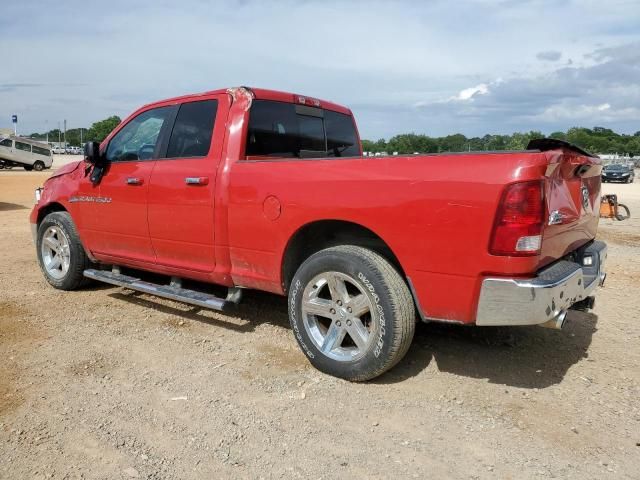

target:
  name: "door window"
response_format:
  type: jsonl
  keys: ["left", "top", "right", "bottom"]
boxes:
{"left": 0, "top": 138, "right": 12, "bottom": 148}
{"left": 106, "top": 106, "right": 172, "bottom": 162}
{"left": 15, "top": 141, "right": 32, "bottom": 152}
{"left": 165, "top": 100, "right": 218, "bottom": 158}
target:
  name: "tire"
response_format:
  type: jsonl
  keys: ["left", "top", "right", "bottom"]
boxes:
{"left": 23, "top": 165, "right": 33, "bottom": 171}
{"left": 615, "top": 203, "right": 630, "bottom": 221}
{"left": 33, "top": 161, "right": 45, "bottom": 171}
{"left": 288, "top": 245, "right": 415, "bottom": 381}
{"left": 37, "top": 211, "right": 92, "bottom": 290}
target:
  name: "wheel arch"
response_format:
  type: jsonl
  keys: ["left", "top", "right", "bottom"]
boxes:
{"left": 281, "top": 219, "right": 405, "bottom": 294}
{"left": 37, "top": 202, "right": 68, "bottom": 226}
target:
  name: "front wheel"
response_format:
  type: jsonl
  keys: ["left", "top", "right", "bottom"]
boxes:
{"left": 616, "top": 203, "right": 631, "bottom": 221}
{"left": 289, "top": 245, "right": 416, "bottom": 381}
{"left": 37, "top": 211, "right": 92, "bottom": 290}
{"left": 33, "top": 161, "right": 45, "bottom": 171}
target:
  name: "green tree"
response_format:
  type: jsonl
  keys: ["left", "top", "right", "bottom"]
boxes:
{"left": 87, "top": 116, "right": 121, "bottom": 142}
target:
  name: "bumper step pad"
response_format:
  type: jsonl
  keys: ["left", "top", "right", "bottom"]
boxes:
{"left": 83, "top": 268, "right": 242, "bottom": 312}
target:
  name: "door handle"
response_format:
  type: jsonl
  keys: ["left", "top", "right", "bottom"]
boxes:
{"left": 126, "top": 177, "right": 143, "bottom": 185}
{"left": 185, "top": 177, "right": 209, "bottom": 186}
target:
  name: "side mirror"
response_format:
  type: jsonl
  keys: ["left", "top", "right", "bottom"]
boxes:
{"left": 84, "top": 141, "right": 101, "bottom": 165}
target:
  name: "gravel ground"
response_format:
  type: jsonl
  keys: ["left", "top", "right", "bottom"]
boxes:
{"left": 1, "top": 162, "right": 639, "bottom": 479}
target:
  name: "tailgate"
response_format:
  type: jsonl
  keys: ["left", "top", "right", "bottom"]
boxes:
{"left": 532, "top": 140, "right": 602, "bottom": 267}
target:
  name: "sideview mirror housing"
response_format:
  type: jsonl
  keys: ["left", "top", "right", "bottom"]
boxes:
{"left": 84, "top": 141, "right": 101, "bottom": 165}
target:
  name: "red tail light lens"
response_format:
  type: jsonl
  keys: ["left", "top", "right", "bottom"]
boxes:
{"left": 490, "top": 180, "right": 545, "bottom": 256}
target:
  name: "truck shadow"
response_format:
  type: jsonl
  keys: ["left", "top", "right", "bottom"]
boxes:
{"left": 376, "top": 310, "right": 598, "bottom": 389}
{"left": 109, "top": 289, "right": 290, "bottom": 333}
{"left": 108, "top": 287, "right": 596, "bottom": 389}
{"left": 0, "top": 202, "right": 28, "bottom": 212}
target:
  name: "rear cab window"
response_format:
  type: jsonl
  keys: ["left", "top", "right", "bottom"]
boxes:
{"left": 245, "top": 100, "right": 360, "bottom": 159}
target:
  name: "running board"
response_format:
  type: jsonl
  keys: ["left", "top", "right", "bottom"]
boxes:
{"left": 83, "top": 268, "right": 242, "bottom": 312}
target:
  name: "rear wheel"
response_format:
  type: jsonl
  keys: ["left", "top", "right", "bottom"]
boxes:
{"left": 289, "top": 245, "right": 415, "bottom": 381}
{"left": 33, "top": 161, "right": 45, "bottom": 171}
{"left": 37, "top": 212, "right": 92, "bottom": 290}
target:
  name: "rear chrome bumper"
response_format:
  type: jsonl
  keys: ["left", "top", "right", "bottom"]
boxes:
{"left": 476, "top": 241, "right": 607, "bottom": 326}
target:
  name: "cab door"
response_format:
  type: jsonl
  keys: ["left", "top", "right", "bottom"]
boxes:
{"left": 85, "top": 105, "right": 175, "bottom": 263}
{"left": 147, "top": 95, "right": 227, "bottom": 272}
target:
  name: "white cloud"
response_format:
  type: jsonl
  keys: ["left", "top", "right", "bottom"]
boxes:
{"left": 451, "top": 83, "right": 490, "bottom": 101}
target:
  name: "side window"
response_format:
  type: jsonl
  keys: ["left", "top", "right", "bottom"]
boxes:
{"left": 33, "top": 145, "right": 51, "bottom": 157}
{"left": 325, "top": 110, "right": 359, "bottom": 157}
{"left": 245, "top": 100, "right": 359, "bottom": 158}
{"left": 0, "top": 138, "right": 12, "bottom": 148}
{"left": 165, "top": 100, "right": 218, "bottom": 158}
{"left": 106, "top": 106, "right": 171, "bottom": 162}
{"left": 15, "top": 141, "right": 32, "bottom": 152}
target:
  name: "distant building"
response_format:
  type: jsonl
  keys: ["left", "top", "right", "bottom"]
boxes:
{"left": 0, "top": 128, "right": 14, "bottom": 138}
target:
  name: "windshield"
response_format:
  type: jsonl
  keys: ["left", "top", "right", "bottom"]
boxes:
{"left": 605, "top": 164, "right": 627, "bottom": 171}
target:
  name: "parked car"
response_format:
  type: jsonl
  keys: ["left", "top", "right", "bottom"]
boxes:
{"left": 29, "top": 87, "right": 607, "bottom": 381}
{"left": 601, "top": 163, "right": 635, "bottom": 183}
{"left": 65, "top": 146, "right": 82, "bottom": 155}
{"left": 0, "top": 136, "right": 53, "bottom": 171}
{"left": 52, "top": 146, "right": 66, "bottom": 154}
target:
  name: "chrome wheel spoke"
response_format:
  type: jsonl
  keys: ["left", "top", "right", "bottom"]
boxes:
{"left": 346, "top": 318, "right": 370, "bottom": 350}
{"left": 327, "top": 274, "right": 349, "bottom": 303}
{"left": 303, "top": 297, "right": 334, "bottom": 318}
{"left": 43, "top": 236, "right": 58, "bottom": 250}
{"left": 349, "top": 294, "right": 370, "bottom": 317}
{"left": 49, "top": 255, "right": 62, "bottom": 270}
{"left": 321, "top": 321, "right": 346, "bottom": 353}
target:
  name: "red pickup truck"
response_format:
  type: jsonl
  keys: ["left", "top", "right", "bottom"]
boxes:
{"left": 30, "top": 87, "right": 607, "bottom": 381}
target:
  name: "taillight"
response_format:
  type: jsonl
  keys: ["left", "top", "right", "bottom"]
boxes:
{"left": 490, "top": 180, "right": 545, "bottom": 256}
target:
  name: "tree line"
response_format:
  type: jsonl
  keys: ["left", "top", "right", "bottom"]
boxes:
{"left": 28, "top": 116, "right": 122, "bottom": 146}
{"left": 362, "top": 127, "right": 640, "bottom": 157}
{"left": 28, "top": 117, "right": 640, "bottom": 157}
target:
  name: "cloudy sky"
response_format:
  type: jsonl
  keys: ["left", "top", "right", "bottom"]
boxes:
{"left": 1, "top": 0, "right": 639, "bottom": 139}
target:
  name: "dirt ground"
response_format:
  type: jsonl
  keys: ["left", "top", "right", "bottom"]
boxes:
{"left": 1, "top": 158, "right": 638, "bottom": 479}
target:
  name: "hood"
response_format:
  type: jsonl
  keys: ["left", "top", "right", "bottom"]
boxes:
{"left": 47, "top": 160, "right": 83, "bottom": 181}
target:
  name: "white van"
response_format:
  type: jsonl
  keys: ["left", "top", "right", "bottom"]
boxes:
{"left": 0, "top": 136, "right": 53, "bottom": 171}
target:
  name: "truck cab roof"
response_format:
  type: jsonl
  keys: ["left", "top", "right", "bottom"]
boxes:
{"left": 139, "top": 86, "right": 353, "bottom": 116}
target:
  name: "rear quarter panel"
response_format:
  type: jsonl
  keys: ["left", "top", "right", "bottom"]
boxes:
{"left": 226, "top": 152, "right": 548, "bottom": 322}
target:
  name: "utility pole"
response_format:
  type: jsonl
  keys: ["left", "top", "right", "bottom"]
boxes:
{"left": 64, "top": 119, "right": 67, "bottom": 147}
{"left": 80, "top": 128, "right": 83, "bottom": 145}
{"left": 58, "top": 121, "right": 61, "bottom": 145}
